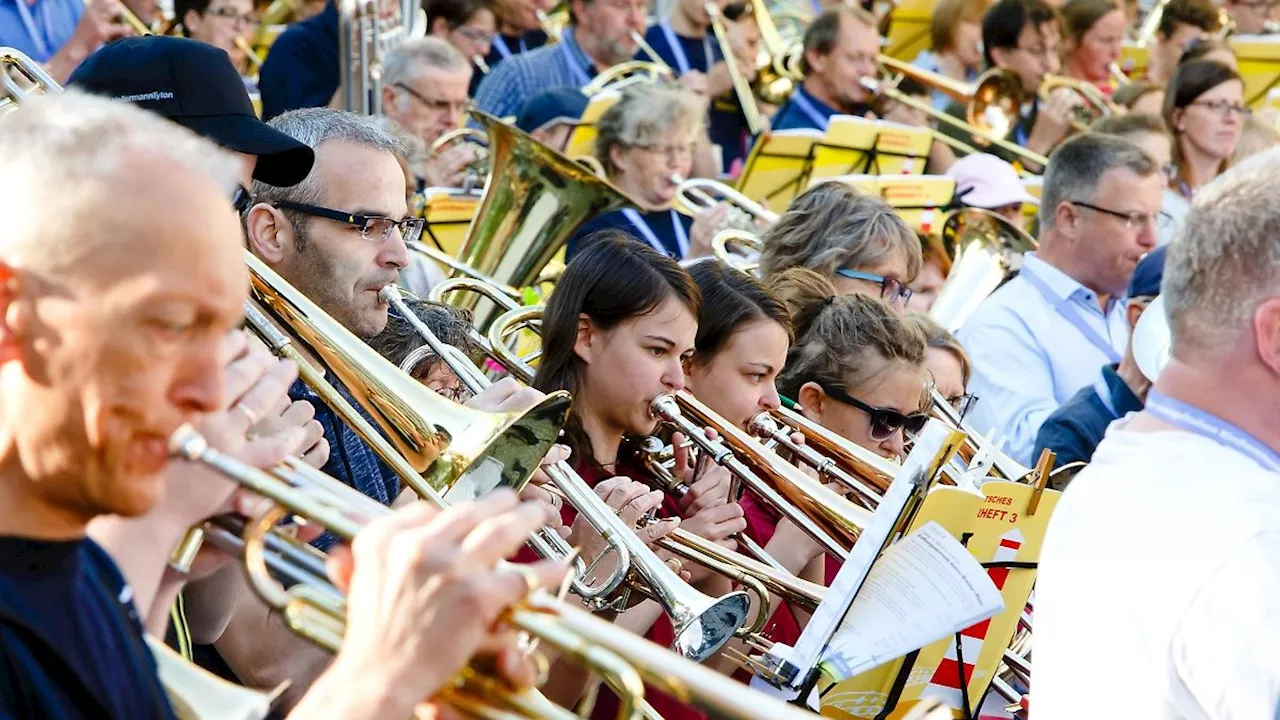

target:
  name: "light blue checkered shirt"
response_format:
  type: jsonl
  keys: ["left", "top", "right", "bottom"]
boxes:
{"left": 472, "top": 28, "right": 597, "bottom": 121}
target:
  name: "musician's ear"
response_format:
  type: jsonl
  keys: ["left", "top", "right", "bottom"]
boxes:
{"left": 244, "top": 203, "right": 290, "bottom": 264}
{"left": 573, "top": 313, "right": 596, "bottom": 364}
{"left": 1253, "top": 297, "right": 1280, "bottom": 379}
{"left": 805, "top": 48, "right": 826, "bottom": 76}
{"left": 797, "top": 381, "right": 825, "bottom": 421}
{"left": 608, "top": 144, "right": 627, "bottom": 176}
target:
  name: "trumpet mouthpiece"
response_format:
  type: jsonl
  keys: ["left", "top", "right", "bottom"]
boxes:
{"left": 168, "top": 424, "right": 210, "bottom": 461}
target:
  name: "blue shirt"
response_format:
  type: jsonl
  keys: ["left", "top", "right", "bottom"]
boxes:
{"left": 1034, "top": 363, "right": 1145, "bottom": 470}
{"left": 567, "top": 207, "right": 693, "bottom": 260}
{"left": 258, "top": 0, "right": 338, "bottom": 121}
{"left": 770, "top": 84, "right": 848, "bottom": 132}
{"left": 0, "top": 537, "right": 175, "bottom": 720}
{"left": 477, "top": 28, "right": 548, "bottom": 95}
{"left": 291, "top": 379, "right": 399, "bottom": 551}
{"left": 0, "top": 0, "right": 83, "bottom": 62}
{"left": 957, "top": 253, "right": 1131, "bottom": 466}
{"left": 473, "top": 27, "right": 596, "bottom": 121}
{"left": 910, "top": 50, "right": 977, "bottom": 111}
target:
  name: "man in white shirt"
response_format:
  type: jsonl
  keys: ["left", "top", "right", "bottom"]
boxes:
{"left": 1034, "top": 146, "right": 1280, "bottom": 719}
{"left": 957, "top": 134, "right": 1164, "bottom": 464}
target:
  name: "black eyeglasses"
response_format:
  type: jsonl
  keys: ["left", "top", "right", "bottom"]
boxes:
{"left": 393, "top": 83, "right": 471, "bottom": 116}
{"left": 948, "top": 393, "right": 978, "bottom": 421}
{"left": 232, "top": 184, "right": 253, "bottom": 214}
{"left": 833, "top": 268, "right": 913, "bottom": 306}
{"left": 818, "top": 382, "right": 929, "bottom": 441}
{"left": 274, "top": 201, "right": 424, "bottom": 245}
{"left": 1069, "top": 200, "right": 1173, "bottom": 230}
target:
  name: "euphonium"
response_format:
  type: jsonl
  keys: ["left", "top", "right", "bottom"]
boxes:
{"left": 380, "top": 287, "right": 754, "bottom": 661}
{"left": 928, "top": 206, "right": 1038, "bottom": 333}
{"left": 444, "top": 110, "right": 633, "bottom": 326}
{"left": 426, "top": 127, "right": 490, "bottom": 191}
{"left": 582, "top": 61, "right": 674, "bottom": 95}
{"left": 169, "top": 425, "right": 648, "bottom": 720}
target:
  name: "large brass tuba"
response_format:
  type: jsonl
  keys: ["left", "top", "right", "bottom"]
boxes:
{"left": 440, "top": 110, "right": 634, "bottom": 324}
{"left": 928, "top": 207, "right": 1039, "bottom": 332}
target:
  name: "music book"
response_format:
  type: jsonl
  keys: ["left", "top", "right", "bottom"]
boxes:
{"left": 737, "top": 128, "right": 824, "bottom": 215}
{"left": 814, "top": 522, "right": 1005, "bottom": 685}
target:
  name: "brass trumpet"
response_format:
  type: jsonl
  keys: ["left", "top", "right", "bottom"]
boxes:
{"left": 427, "top": 127, "right": 490, "bottom": 191}
{"left": 380, "top": 286, "right": 754, "bottom": 661}
{"left": 673, "top": 174, "right": 779, "bottom": 229}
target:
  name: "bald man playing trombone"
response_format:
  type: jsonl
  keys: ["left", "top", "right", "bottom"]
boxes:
{"left": 0, "top": 90, "right": 563, "bottom": 720}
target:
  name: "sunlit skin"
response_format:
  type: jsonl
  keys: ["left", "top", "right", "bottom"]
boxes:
{"left": 907, "top": 257, "right": 946, "bottom": 312}
{"left": 684, "top": 319, "right": 790, "bottom": 430}
{"left": 0, "top": 152, "right": 246, "bottom": 539}
{"left": 183, "top": 0, "right": 257, "bottom": 72}
{"left": 609, "top": 128, "right": 696, "bottom": 210}
{"left": 1125, "top": 130, "right": 1173, "bottom": 172}
{"left": 924, "top": 347, "right": 966, "bottom": 408}
{"left": 246, "top": 141, "right": 411, "bottom": 339}
{"left": 1172, "top": 79, "right": 1246, "bottom": 191}
{"left": 382, "top": 66, "right": 472, "bottom": 147}
{"left": 430, "top": 8, "right": 497, "bottom": 63}
{"left": 831, "top": 246, "right": 912, "bottom": 309}
{"left": 803, "top": 16, "right": 879, "bottom": 110}
{"left": 1064, "top": 9, "right": 1126, "bottom": 84}
{"left": 795, "top": 362, "right": 928, "bottom": 459}
{"left": 574, "top": 297, "right": 698, "bottom": 462}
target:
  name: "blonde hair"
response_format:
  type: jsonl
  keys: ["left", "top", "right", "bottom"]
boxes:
{"left": 769, "top": 267, "right": 928, "bottom": 404}
{"left": 594, "top": 84, "right": 705, "bottom": 176}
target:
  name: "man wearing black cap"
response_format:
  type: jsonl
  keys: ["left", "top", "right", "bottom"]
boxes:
{"left": 69, "top": 35, "right": 315, "bottom": 188}
{"left": 1033, "top": 246, "right": 1168, "bottom": 476}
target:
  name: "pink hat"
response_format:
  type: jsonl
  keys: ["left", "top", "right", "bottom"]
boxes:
{"left": 946, "top": 153, "right": 1036, "bottom": 209}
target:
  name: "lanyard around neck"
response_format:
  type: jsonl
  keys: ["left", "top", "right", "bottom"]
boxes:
{"left": 559, "top": 36, "right": 593, "bottom": 85}
{"left": 14, "top": 0, "right": 52, "bottom": 60}
{"left": 1020, "top": 263, "right": 1123, "bottom": 364}
{"left": 621, "top": 208, "right": 689, "bottom": 258}
{"left": 791, "top": 90, "right": 830, "bottom": 131}
{"left": 492, "top": 34, "right": 527, "bottom": 60}
{"left": 1145, "top": 391, "right": 1280, "bottom": 472}
{"left": 657, "top": 21, "right": 713, "bottom": 74}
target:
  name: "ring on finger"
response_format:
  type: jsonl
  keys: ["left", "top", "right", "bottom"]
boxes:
{"left": 506, "top": 564, "right": 540, "bottom": 597}
{"left": 234, "top": 403, "right": 259, "bottom": 427}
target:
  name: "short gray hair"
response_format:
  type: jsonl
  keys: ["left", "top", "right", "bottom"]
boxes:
{"left": 1163, "top": 146, "right": 1280, "bottom": 353}
{"left": 1039, "top": 133, "right": 1157, "bottom": 231}
{"left": 383, "top": 37, "right": 469, "bottom": 88}
{"left": 0, "top": 90, "right": 239, "bottom": 272}
{"left": 594, "top": 84, "right": 705, "bottom": 176}
{"left": 252, "top": 108, "right": 407, "bottom": 248}
{"left": 759, "top": 181, "right": 922, "bottom": 282}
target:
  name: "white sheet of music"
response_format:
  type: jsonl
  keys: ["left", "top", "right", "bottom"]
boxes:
{"left": 816, "top": 521, "right": 1004, "bottom": 682}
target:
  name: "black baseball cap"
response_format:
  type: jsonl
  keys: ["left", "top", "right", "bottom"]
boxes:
{"left": 516, "top": 87, "right": 589, "bottom": 134}
{"left": 68, "top": 36, "right": 314, "bottom": 187}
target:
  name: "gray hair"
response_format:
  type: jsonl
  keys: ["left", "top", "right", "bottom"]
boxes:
{"left": 1163, "top": 146, "right": 1280, "bottom": 354}
{"left": 594, "top": 84, "right": 705, "bottom": 176}
{"left": 252, "top": 108, "right": 407, "bottom": 249}
{"left": 384, "top": 37, "right": 469, "bottom": 88}
{"left": 758, "top": 181, "right": 923, "bottom": 282}
{"left": 0, "top": 90, "right": 239, "bottom": 272}
{"left": 1039, "top": 133, "right": 1157, "bottom": 231}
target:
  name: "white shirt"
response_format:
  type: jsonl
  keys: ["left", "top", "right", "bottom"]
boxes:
{"left": 1034, "top": 422, "right": 1280, "bottom": 719}
{"left": 1158, "top": 189, "right": 1190, "bottom": 246}
{"left": 957, "top": 253, "right": 1130, "bottom": 465}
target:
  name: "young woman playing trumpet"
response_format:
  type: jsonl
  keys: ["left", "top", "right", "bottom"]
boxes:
{"left": 532, "top": 233, "right": 749, "bottom": 719}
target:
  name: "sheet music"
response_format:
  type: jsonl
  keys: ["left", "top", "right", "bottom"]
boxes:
{"left": 816, "top": 522, "right": 1005, "bottom": 682}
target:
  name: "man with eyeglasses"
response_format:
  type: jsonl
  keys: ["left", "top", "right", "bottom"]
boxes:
{"left": 957, "top": 133, "right": 1164, "bottom": 466}
{"left": 939, "top": 0, "right": 1074, "bottom": 173}
{"left": 380, "top": 37, "right": 477, "bottom": 188}
{"left": 770, "top": 6, "right": 879, "bottom": 131}
{"left": 472, "top": 0, "right": 649, "bottom": 120}
{"left": 1033, "top": 246, "right": 1166, "bottom": 476}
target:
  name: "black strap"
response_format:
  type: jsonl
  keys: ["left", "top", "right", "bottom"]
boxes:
{"left": 872, "top": 648, "right": 920, "bottom": 720}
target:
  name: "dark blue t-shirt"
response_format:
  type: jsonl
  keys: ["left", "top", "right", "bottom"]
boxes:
{"left": 637, "top": 23, "right": 749, "bottom": 172}
{"left": 259, "top": 0, "right": 339, "bottom": 121}
{"left": 567, "top": 207, "right": 693, "bottom": 261}
{"left": 0, "top": 536, "right": 175, "bottom": 720}
{"left": 1034, "top": 363, "right": 1145, "bottom": 470}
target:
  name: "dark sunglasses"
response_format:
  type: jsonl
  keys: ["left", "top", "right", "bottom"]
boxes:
{"left": 834, "top": 267, "right": 913, "bottom": 306}
{"left": 818, "top": 382, "right": 929, "bottom": 441}
{"left": 274, "top": 200, "right": 424, "bottom": 245}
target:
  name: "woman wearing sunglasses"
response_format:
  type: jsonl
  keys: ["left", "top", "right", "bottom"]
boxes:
{"left": 757, "top": 182, "right": 921, "bottom": 310}
{"left": 1163, "top": 60, "right": 1246, "bottom": 201}
{"left": 532, "top": 233, "right": 748, "bottom": 719}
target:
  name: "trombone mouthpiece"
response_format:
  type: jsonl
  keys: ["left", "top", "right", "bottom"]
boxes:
{"left": 377, "top": 285, "right": 399, "bottom": 304}
{"left": 168, "top": 424, "right": 210, "bottom": 462}
{"left": 649, "top": 394, "right": 679, "bottom": 421}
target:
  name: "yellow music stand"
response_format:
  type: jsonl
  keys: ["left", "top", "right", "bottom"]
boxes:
{"left": 563, "top": 89, "right": 622, "bottom": 161}
{"left": 1119, "top": 42, "right": 1149, "bottom": 80}
{"left": 882, "top": 0, "right": 936, "bottom": 60}
{"left": 419, "top": 188, "right": 482, "bottom": 257}
{"left": 736, "top": 128, "right": 825, "bottom": 215}
{"left": 822, "top": 174, "right": 957, "bottom": 237}
{"left": 819, "top": 478, "right": 1059, "bottom": 720}
{"left": 1231, "top": 35, "right": 1280, "bottom": 107}
{"left": 808, "top": 117, "right": 934, "bottom": 183}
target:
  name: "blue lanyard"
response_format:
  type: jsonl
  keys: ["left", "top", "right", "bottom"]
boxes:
{"left": 1145, "top": 391, "right": 1280, "bottom": 472}
{"left": 621, "top": 208, "right": 689, "bottom": 258}
{"left": 14, "top": 0, "right": 52, "bottom": 60}
{"left": 657, "top": 22, "right": 712, "bottom": 74}
{"left": 559, "top": 37, "right": 592, "bottom": 86}
{"left": 1020, "top": 264, "right": 1123, "bottom": 364}
{"left": 791, "top": 90, "right": 830, "bottom": 131}
{"left": 1093, "top": 373, "right": 1118, "bottom": 420}
{"left": 492, "top": 34, "right": 526, "bottom": 60}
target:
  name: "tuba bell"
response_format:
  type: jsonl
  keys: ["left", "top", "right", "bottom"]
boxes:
{"left": 929, "top": 207, "right": 1038, "bottom": 332}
